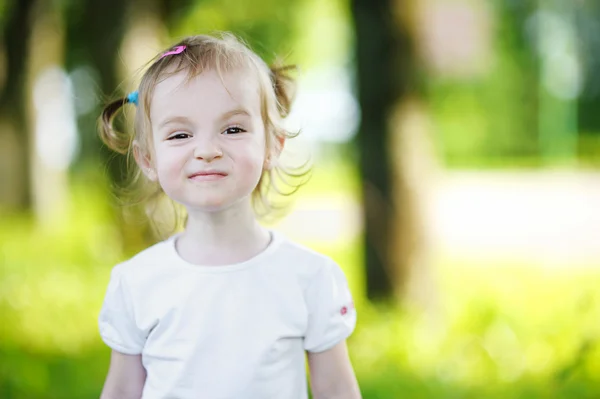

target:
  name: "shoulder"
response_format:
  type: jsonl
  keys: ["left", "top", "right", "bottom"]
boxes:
{"left": 271, "top": 231, "right": 342, "bottom": 280}
{"left": 109, "top": 237, "right": 176, "bottom": 285}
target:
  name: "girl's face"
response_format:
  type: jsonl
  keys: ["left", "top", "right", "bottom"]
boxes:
{"left": 147, "top": 68, "right": 267, "bottom": 212}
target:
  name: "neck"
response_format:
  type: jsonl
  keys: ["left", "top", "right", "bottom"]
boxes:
{"left": 176, "top": 200, "right": 271, "bottom": 265}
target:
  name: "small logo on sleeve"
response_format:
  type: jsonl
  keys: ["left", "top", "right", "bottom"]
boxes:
{"left": 340, "top": 301, "right": 355, "bottom": 316}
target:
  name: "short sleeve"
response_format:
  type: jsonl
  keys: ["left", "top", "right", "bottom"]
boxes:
{"left": 303, "top": 261, "right": 357, "bottom": 353}
{"left": 98, "top": 265, "right": 145, "bottom": 354}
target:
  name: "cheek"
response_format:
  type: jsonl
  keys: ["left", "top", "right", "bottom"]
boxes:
{"left": 231, "top": 145, "right": 265, "bottom": 191}
{"left": 154, "top": 148, "right": 186, "bottom": 180}
{"left": 242, "top": 139, "right": 267, "bottom": 172}
{"left": 239, "top": 155, "right": 265, "bottom": 186}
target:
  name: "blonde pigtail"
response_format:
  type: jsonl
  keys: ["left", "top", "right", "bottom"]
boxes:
{"left": 270, "top": 64, "right": 297, "bottom": 119}
{"left": 99, "top": 97, "right": 135, "bottom": 154}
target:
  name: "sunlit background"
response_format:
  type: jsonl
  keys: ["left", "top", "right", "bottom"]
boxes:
{"left": 1, "top": 0, "right": 600, "bottom": 398}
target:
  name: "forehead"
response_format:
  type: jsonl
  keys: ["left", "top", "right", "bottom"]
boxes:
{"left": 150, "top": 68, "right": 261, "bottom": 121}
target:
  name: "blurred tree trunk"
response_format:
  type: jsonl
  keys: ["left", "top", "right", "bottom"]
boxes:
{"left": 64, "top": 0, "right": 130, "bottom": 185}
{"left": 577, "top": 2, "right": 600, "bottom": 136}
{"left": 351, "top": 0, "right": 434, "bottom": 301}
{"left": 499, "top": 0, "right": 540, "bottom": 158}
{"left": 0, "top": 0, "right": 37, "bottom": 210}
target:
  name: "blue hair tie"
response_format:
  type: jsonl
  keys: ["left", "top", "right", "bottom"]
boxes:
{"left": 127, "top": 91, "right": 139, "bottom": 106}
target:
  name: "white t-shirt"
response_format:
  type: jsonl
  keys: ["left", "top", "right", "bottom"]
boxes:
{"left": 98, "top": 230, "right": 356, "bottom": 399}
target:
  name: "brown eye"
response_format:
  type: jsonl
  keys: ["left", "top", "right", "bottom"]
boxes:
{"left": 223, "top": 127, "right": 245, "bottom": 135}
{"left": 167, "top": 133, "right": 190, "bottom": 140}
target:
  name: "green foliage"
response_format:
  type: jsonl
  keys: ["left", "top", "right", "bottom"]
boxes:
{"left": 578, "top": 134, "right": 600, "bottom": 168}
{"left": 0, "top": 181, "right": 120, "bottom": 397}
{"left": 426, "top": 2, "right": 600, "bottom": 169}
{"left": 171, "top": 0, "right": 298, "bottom": 64}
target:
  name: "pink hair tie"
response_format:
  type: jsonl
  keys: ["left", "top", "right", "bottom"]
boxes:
{"left": 160, "top": 45, "right": 186, "bottom": 59}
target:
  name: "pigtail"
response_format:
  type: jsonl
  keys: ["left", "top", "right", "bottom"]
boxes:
{"left": 252, "top": 63, "right": 311, "bottom": 222}
{"left": 99, "top": 97, "right": 133, "bottom": 154}
{"left": 270, "top": 65, "right": 297, "bottom": 118}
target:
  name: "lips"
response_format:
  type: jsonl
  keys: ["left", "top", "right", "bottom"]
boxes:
{"left": 188, "top": 170, "right": 228, "bottom": 181}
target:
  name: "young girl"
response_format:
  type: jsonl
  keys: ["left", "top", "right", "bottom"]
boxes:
{"left": 97, "top": 33, "right": 360, "bottom": 399}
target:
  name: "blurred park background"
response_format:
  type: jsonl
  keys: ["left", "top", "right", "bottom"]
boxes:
{"left": 1, "top": 0, "right": 600, "bottom": 398}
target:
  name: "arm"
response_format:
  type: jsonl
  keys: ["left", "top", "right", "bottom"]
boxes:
{"left": 100, "top": 350, "right": 146, "bottom": 399}
{"left": 307, "top": 341, "right": 362, "bottom": 399}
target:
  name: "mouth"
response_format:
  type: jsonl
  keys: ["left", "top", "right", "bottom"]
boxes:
{"left": 188, "top": 171, "right": 228, "bottom": 181}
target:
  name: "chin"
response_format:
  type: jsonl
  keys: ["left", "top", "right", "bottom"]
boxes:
{"left": 184, "top": 196, "right": 250, "bottom": 213}
{"left": 167, "top": 186, "right": 255, "bottom": 214}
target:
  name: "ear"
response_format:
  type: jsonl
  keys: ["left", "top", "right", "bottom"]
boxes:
{"left": 264, "top": 135, "right": 286, "bottom": 171}
{"left": 276, "top": 135, "right": 285, "bottom": 151}
{"left": 133, "top": 142, "right": 157, "bottom": 181}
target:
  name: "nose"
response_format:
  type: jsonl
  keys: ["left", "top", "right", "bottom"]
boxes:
{"left": 193, "top": 135, "right": 223, "bottom": 162}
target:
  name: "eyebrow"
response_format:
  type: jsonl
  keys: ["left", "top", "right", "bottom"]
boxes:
{"left": 158, "top": 116, "right": 191, "bottom": 130}
{"left": 219, "top": 108, "right": 252, "bottom": 121}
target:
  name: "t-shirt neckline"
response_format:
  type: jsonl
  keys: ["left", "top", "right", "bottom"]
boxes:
{"left": 167, "top": 229, "right": 283, "bottom": 273}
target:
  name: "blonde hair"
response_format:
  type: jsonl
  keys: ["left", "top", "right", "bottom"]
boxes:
{"left": 99, "top": 33, "right": 309, "bottom": 236}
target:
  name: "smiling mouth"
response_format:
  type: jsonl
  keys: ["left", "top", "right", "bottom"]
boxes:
{"left": 189, "top": 172, "right": 228, "bottom": 181}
